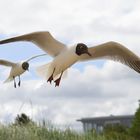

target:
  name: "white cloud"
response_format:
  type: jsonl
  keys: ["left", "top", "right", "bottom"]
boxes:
{"left": 0, "top": 0, "right": 140, "bottom": 40}
{"left": 0, "top": 62, "right": 139, "bottom": 130}
{"left": 0, "top": 0, "right": 140, "bottom": 55}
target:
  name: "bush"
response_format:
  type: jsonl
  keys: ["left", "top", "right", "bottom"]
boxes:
{"left": 104, "top": 131, "right": 135, "bottom": 140}
{"left": 104, "top": 124, "right": 127, "bottom": 134}
{"left": 14, "top": 113, "right": 34, "bottom": 126}
{"left": 129, "top": 105, "right": 140, "bottom": 140}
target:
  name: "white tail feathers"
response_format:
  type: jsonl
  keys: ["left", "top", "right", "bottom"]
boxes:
{"left": 36, "top": 63, "right": 52, "bottom": 80}
{"left": 4, "top": 77, "right": 13, "bottom": 83}
{"left": 36, "top": 63, "right": 68, "bottom": 80}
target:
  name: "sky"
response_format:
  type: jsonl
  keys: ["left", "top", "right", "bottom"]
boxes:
{"left": 0, "top": 0, "right": 140, "bottom": 130}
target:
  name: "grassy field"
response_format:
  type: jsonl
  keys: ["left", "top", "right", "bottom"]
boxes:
{"left": 0, "top": 123, "right": 136, "bottom": 140}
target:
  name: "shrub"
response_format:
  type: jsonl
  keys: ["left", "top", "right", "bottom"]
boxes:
{"left": 14, "top": 113, "right": 34, "bottom": 126}
{"left": 129, "top": 105, "right": 140, "bottom": 140}
{"left": 104, "top": 124, "right": 127, "bottom": 134}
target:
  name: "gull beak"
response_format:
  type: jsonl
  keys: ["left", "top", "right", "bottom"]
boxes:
{"left": 85, "top": 50, "right": 92, "bottom": 56}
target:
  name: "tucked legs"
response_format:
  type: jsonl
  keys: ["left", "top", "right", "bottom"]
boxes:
{"left": 13, "top": 76, "right": 21, "bottom": 88}
{"left": 18, "top": 76, "right": 21, "bottom": 87}
{"left": 47, "top": 68, "right": 64, "bottom": 87}
{"left": 47, "top": 68, "right": 55, "bottom": 84}
{"left": 13, "top": 76, "right": 16, "bottom": 88}
{"left": 54, "top": 71, "right": 63, "bottom": 87}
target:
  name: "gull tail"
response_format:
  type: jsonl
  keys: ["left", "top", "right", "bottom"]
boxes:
{"left": 4, "top": 77, "right": 13, "bottom": 83}
{"left": 36, "top": 63, "right": 68, "bottom": 80}
{"left": 36, "top": 63, "right": 52, "bottom": 80}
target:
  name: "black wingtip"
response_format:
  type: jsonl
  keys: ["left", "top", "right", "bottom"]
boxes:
{"left": 0, "top": 38, "right": 17, "bottom": 44}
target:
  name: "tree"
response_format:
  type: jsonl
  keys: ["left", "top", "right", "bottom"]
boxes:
{"left": 129, "top": 103, "right": 140, "bottom": 139}
{"left": 14, "top": 113, "right": 34, "bottom": 125}
{"left": 104, "top": 124, "right": 127, "bottom": 134}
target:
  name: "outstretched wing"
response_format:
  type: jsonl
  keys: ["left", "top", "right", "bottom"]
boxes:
{"left": 80, "top": 41, "right": 140, "bottom": 73}
{"left": 26, "top": 53, "right": 47, "bottom": 62}
{"left": 0, "top": 31, "right": 66, "bottom": 57}
{"left": 0, "top": 59, "right": 16, "bottom": 67}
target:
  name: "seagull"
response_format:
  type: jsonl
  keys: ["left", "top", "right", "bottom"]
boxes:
{"left": 0, "top": 31, "right": 140, "bottom": 87}
{"left": 0, "top": 53, "right": 46, "bottom": 88}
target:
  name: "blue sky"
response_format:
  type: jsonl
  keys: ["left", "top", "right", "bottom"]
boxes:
{"left": 0, "top": 0, "right": 140, "bottom": 131}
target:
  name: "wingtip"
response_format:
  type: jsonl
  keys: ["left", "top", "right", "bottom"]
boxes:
{"left": 0, "top": 37, "right": 20, "bottom": 44}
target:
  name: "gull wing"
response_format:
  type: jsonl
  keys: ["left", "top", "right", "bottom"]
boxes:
{"left": 80, "top": 41, "right": 140, "bottom": 73}
{"left": 0, "top": 59, "right": 16, "bottom": 67}
{"left": 26, "top": 53, "right": 47, "bottom": 62}
{"left": 0, "top": 31, "right": 66, "bottom": 57}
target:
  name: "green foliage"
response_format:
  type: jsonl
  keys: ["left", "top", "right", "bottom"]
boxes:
{"left": 104, "top": 124, "right": 127, "bottom": 134}
{"left": 103, "top": 124, "right": 135, "bottom": 140}
{"left": 0, "top": 113, "right": 136, "bottom": 140}
{"left": 129, "top": 106, "right": 140, "bottom": 140}
{"left": 0, "top": 122, "right": 136, "bottom": 140}
{"left": 104, "top": 131, "right": 135, "bottom": 140}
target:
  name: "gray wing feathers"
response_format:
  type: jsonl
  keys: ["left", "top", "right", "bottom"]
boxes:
{"left": 80, "top": 41, "right": 140, "bottom": 73}
{"left": 0, "top": 60, "right": 16, "bottom": 67}
{"left": 0, "top": 31, "right": 66, "bottom": 57}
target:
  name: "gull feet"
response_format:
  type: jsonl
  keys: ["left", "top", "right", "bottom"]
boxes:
{"left": 47, "top": 75, "right": 53, "bottom": 84}
{"left": 18, "top": 81, "right": 21, "bottom": 87}
{"left": 14, "top": 82, "right": 16, "bottom": 88}
{"left": 13, "top": 76, "right": 16, "bottom": 88}
{"left": 54, "top": 78, "right": 61, "bottom": 87}
{"left": 47, "top": 68, "right": 55, "bottom": 84}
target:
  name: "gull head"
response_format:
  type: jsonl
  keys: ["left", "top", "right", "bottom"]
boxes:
{"left": 75, "top": 43, "right": 91, "bottom": 56}
{"left": 22, "top": 62, "right": 29, "bottom": 71}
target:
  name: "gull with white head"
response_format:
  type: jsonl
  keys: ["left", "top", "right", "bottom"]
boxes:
{"left": 0, "top": 31, "right": 140, "bottom": 86}
{"left": 0, "top": 53, "right": 46, "bottom": 88}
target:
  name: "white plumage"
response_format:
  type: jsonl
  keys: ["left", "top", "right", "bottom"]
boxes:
{"left": 0, "top": 54, "right": 46, "bottom": 87}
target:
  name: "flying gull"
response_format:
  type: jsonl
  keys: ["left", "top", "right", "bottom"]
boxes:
{"left": 0, "top": 53, "right": 46, "bottom": 88}
{"left": 0, "top": 31, "right": 139, "bottom": 86}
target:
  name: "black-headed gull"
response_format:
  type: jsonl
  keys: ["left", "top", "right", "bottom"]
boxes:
{"left": 0, "top": 31, "right": 140, "bottom": 87}
{"left": 0, "top": 54, "right": 46, "bottom": 88}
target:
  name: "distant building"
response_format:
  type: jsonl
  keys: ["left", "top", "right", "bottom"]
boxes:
{"left": 77, "top": 115, "right": 134, "bottom": 133}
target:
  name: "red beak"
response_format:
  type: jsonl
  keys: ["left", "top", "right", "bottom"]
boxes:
{"left": 85, "top": 50, "right": 92, "bottom": 56}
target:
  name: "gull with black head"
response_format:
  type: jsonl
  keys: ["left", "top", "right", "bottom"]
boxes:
{"left": 0, "top": 53, "right": 46, "bottom": 88}
{"left": 0, "top": 31, "right": 140, "bottom": 87}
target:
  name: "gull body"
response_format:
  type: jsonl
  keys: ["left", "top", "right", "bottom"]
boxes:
{"left": 0, "top": 54, "right": 46, "bottom": 87}
{"left": 0, "top": 31, "right": 140, "bottom": 86}
{"left": 50, "top": 47, "right": 80, "bottom": 77}
{"left": 6, "top": 61, "right": 27, "bottom": 82}
{"left": 0, "top": 60, "right": 29, "bottom": 87}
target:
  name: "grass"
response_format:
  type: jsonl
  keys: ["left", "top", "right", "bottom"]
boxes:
{"left": 0, "top": 123, "right": 136, "bottom": 140}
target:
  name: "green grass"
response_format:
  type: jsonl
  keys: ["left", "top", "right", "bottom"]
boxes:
{"left": 0, "top": 123, "right": 136, "bottom": 140}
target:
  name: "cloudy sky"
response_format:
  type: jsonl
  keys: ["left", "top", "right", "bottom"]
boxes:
{"left": 0, "top": 0, "right": 140, "bottom": 130}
